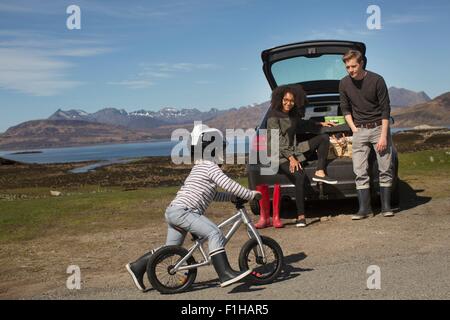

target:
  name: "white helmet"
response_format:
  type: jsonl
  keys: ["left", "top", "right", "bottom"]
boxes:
{"left": 190, "top": 123, "right": 226, "bottom": 162}
{"left": 190, "top": 123, "right": 223, "bottom": 147}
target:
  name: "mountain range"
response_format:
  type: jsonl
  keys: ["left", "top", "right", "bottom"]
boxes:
{"left": 388, "top": 87, "right": 431, "bottom": 107}
{"left": 48, "top": 107, "right": 226, "bottom": 129}
{"left": 41, "top": 87, "right": 434, "bottom": 134}
{"left": 0, "top": 87, "right": 447, "bottom": 150}
{"left": 391, "top": 92, "right": 450, "bottom": 128}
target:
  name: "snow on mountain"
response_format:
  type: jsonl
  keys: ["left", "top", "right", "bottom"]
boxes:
{"left": 48, "top": 106, "right": 226, "bottom": 129}
{"left": 49, "top": 109, "right": 92, "bottom": 121}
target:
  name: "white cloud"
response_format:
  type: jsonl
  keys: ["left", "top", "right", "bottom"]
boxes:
{"left": 307, "top": 28, "right": 373, "bottom": 40}
{"left": 0, "top": 0, "right": 172, "bottom": 18}
{"left": 0, "top": 1, "right": 61, "bottom": 15}
{"left": 0, "top": 3, "right": 33, "bottom": 13}
{"left": 385, "top": 14, "right": 430, "bottom": 25}
{"left": 150, "top": 63, "right": 220, "bottom": 73}
{"left": 108, "top": 80, "right": 154, "bottom": 89}
{"left": 0, "top": 30, "right": 111, "bottom": 96}
{"left": 137, "top": 70, "right": 172, "bottom": 79}
{"left": 85, "top": 3, "right": 169, "bottom": 19}
{"left": 110, "top": 62, "right": 220, "bottom": 89}
{"left": 195, "top": 80, "right": 213, "bottom": 85}
{"left": 0, "top": 48, "right": 82, "bottom": 96}
{"left": 54, "top": 47, "right": 113, "bottom": 57}
{"left": 0, "top": 32, "right": 112, "bottom": 55}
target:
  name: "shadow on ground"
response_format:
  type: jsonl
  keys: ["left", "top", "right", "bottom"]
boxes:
{"left": 159, "top": 252, "right": 312, "bottom": 295}
{"left": 278, "top": 179, "right": 432, "bottom": 219}
{"left": 228, "top": 251, "right": 312, "bottom": 294}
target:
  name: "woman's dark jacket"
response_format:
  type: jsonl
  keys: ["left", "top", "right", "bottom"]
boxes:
{"left": 266, "top": 108, "right": 318, "bottom": 164}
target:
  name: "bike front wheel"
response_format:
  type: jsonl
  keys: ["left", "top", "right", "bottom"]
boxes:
{"left": 238, "top": 236, "right": 284, "bottom": 285}
{"left": 147, "top": 245, "right": 197, "bottom": 294}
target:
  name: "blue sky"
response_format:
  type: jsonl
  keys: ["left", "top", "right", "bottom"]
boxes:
{"left": 0, "top": 0, "right": 449, "bottom": 132}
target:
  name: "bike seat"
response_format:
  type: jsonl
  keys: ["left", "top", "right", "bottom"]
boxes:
{"left": 190, "top": 233, "right": 204, "bottom": 242}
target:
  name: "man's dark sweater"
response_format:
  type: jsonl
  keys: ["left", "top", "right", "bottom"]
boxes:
{"left": 339, "top": 70, "right": 391, "bottom": 125}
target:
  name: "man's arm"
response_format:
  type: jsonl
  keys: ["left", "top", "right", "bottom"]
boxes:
{"left": 376, "top": 77, "right": 391, "bottom": 153}
{"left": 339, "top": 80, "right": 352, "bottom": 119}
{"left": 377, "top": 77, "right": 391, "bottom": 121}
{"left": 340, "top": 80, "right": 359, "bottom": 133}
{"left": 344, "top": 114, "right": 358, "bottom": 133}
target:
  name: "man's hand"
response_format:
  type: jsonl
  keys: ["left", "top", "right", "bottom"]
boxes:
{"left": 320, "top": 121, "right": 337, "bottom": 127}
{"left": 289, "top": 157, "right": 302, "bottom": 173}
{"left": 344, "top": 114, "right": 358, "bottom": 134}
{"left": 376, "top": 135, "right": 388, "bottom": 153}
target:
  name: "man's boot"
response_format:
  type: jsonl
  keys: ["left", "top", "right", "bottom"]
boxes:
{"left": 380, "top": 186, "right": 394, "bottom": 217}
{"left": 352, "top": 189, "right": 372, "bottom": 220}
{"left": 125, "top": 249, "right": 157, "bottom": 291}
{"left": 272, "top": 184, "right": 284, "bottom": 228}
{"left": 255, "top": 185, "right": 272, "bottom": 229}
{"left": 210, "top": 250, "right": 252, "bottom": 287}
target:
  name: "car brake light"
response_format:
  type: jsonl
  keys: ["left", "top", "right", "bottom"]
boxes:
{"left": 251, "top": 134, "right": 267, "bottom": 152}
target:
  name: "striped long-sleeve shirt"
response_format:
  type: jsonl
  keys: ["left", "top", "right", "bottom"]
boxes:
{"left": 170, "top": 160, "right": 255, "bottom": 214}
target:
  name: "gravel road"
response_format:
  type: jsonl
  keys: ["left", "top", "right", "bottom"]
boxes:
{"left": 7, "top": 190, "right": 447, "bottom": 300}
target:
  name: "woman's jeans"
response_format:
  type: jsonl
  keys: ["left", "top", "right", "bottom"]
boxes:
{"left": 279, "top": 162, "right": 306, "bottom": 213}
{"left": 279, "top": 133, "right": 330, "bottom": 214}
{"left": 164, "top": 205, "right": 226, "bottom": 254}
{"left": 306, "top": 133, "right": 329, "bottom": 171}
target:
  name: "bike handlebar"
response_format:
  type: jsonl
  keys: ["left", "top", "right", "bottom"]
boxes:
{"left": 233, "top": 192, "right": 261, "bottom": 208}
{"left": 253, "top": 192, "right": 262, "bottom": 201}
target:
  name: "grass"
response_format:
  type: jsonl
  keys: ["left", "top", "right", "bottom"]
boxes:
{"left": 397, "top": 149, "right": 450, "bottom": 200}
{"left": 0, "top": 150, "right": 447, "bottom": 243}
{"left": 0, "top": 186, "right": 179, "bottom": 243}
{"left": 398, "top": 148, "right": 450, "bottom": 175}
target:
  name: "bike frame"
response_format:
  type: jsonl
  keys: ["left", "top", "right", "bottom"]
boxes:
{"left": 170, "top": 205, "right": 266, "bottom": 273}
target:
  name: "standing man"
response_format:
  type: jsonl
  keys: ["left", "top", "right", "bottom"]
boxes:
{"left": 339, "top": 50, "right": 394, "bottom": 219}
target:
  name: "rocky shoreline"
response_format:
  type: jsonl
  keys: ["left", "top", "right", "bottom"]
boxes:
{"left": 0, "top": 156, "right": 246, "bottom": 190}
{"left": 1, "top": 128, "right": 448, "bottom": 190}
{"left": 392, "top": 127, "right": 449, "bottom": 152}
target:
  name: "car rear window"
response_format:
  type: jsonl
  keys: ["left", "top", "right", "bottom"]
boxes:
{"left": 271, "top": 54, "right": 346, "bottom": 86}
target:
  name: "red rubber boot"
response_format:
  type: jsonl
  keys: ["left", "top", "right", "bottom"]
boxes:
{"left": 272, "top": 183, "right": 284, "bottom": 228}
{"left": 255, "top": 184, "right": 272, "bottom": 229}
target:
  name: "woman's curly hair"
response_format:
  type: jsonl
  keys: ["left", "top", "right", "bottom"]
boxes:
{"left": 270, "top": 84, "right": 308, "bottom": 117}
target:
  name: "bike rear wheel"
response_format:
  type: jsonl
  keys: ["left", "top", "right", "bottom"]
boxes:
{"left": 238, "top": 236, "right": 284, "bottom": 285}
{"left": 147, "top": 245, "right": 197, "bottom": 294}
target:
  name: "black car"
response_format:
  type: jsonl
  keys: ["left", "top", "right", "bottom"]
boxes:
{"left": 247, "top": 40, "right": 399, "bottom": 216}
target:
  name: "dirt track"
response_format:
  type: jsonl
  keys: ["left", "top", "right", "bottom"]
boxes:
{"left": 1, "top": 178, "right": 449, "bottom": 300}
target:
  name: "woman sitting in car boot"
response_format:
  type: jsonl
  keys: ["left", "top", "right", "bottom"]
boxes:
{"left": 266, "top": 85, "right": 338, "bottom": 227}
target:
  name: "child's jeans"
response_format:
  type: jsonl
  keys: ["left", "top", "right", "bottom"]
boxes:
{"left": 164, "top": 204, "right": 226, "bottom": 255}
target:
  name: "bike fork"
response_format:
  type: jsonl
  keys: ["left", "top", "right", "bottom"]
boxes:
{"left": 245, "top": 218, "right": 267, "bottom": 264}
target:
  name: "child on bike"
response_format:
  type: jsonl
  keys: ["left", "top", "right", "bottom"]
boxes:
{"left": 126, "top": 124, "right": 261, "bottom": 291}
